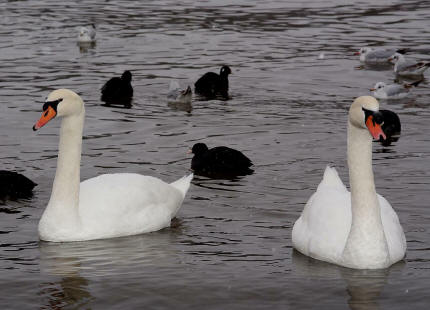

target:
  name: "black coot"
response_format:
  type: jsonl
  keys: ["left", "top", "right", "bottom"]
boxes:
{"left": 101, "top": 70, "right": 133, "bottom": 107}
{"left": 190, "top": 143, "right": 253, "bottom": 177}
{"left": 0, "top": 171, "right": 37, "bottom": 198}
{"left": 194, "top": 66, "right": 231, "bottom": 99}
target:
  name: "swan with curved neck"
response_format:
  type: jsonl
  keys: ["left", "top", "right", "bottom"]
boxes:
{"left": 292, "top": 96, "right": 406, "bottom": 269}
{"left": 33, "top": 89, "right": 193, "bottom": 242}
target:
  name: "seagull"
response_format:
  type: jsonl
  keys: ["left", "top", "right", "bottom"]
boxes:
{"left": 354, "top": 47, "right": 408, "bottom": 63}
{"left": 167, "top": 81, "right": 192, "bottom": 104}
{"left": 388, "top": 53, "right": 430, "bottom": 76}
{"left": 370, "top": 80, "right": 422, "bottom": 99}
{"left": 78, "top": 24, "right": 96, "bottom": 43}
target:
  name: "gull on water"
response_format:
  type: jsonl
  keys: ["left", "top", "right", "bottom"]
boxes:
{"left": 354, "top": 47, "right": 407, "bottom": 63}
{"left": 370, "top": 80, "right": 422, "bottom": 99}
{"left": 167, "top": 81, "right": 192, "bottom": 104}
{"left": 78, "top": 24, "right": 96, "bottom": 43}
{"left": 388, "top": 53, "right": 430, "bottom": 76}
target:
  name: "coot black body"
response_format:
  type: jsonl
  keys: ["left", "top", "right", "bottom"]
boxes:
{"left": 190, "top": 143, "right": 253, "bottom": 177}
{"left": 0, "top": 171, "right": 37, "bottom": 198}
{"left": 379, "top": 109, "right": 401, "bottom": 146}
{"left": 194, "top": 66, "right": 231, "bottom": 99}
{"left": 101, "top": 70, "right": 133, "bottom": 107}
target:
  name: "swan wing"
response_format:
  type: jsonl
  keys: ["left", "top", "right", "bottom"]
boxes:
{"left": 292, "top": 166, "right": 351, "bottom": 264}
{"left": 78, "top": 173, "right": 187, "bottom": 239}
{"left": 378, "top": 194, "right": 407, "bottom": 262}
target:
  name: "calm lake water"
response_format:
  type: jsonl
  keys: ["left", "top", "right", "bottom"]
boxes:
{"left": 1, "top": 0, "right": 429, "bottom": 309}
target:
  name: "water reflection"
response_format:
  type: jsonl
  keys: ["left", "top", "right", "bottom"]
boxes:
{"left": 39, "top": 276, "right": 92, "bottom": 310}
{"left": 100, "top": 102, "right": 133, "bottom": 109}
{"left": 39, "top": 230, "right": 181, "bottom": 276}
{"left": 38, "top": 230, "right": 182, "bottom": 308}
{"left": 167, "top": 100, "right": 192, "bottom": 113}
{"left": 77, "top": 41, "right": 96, "bottom": 53}
{"left": 292, "top": 250, "right": 405, "bottom": 310}
{"left": 356, "top": 62, "right": 393, "bottom": 72}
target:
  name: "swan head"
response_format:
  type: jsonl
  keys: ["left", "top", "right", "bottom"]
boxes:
{"left": 33, "top": 89, "right": 84, "bottom": 131}
{"left": 349, "top": 96, "right": 386, "bottom": 140}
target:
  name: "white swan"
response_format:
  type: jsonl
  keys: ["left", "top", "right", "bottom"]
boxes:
{"left": 292, "top": 96, "right": 406, "bottom": 269}
{"left": 33, "top": 89, "right": 193, "bottom": 242}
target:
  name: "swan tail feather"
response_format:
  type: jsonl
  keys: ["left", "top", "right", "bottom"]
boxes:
{"left": 170, "top": 173, "right": 193, "bottom": 198}
{"left": 318, "top": 166, "right": 347, "bottom": 191}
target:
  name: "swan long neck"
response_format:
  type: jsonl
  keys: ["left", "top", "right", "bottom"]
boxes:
{"left": 343, "top": 121, "right": 389, "bottom": 268}
{"left": 347, "top": 123, "right": 376, "bottom": 210}
{"left": 46, "top": 107, "right": 85, "bottom": 225}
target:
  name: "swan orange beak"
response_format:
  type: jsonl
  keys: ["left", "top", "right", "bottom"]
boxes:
{"left": 369, "top": 88, "right": 376, "bottom": 91}
{"left": 353, "top": 51, "right": 360, "bottom": 56}
{"left": 365, "top": 115, "right": 386, "bottom": 140}
{"left": 33, "top": 106, "right": 57, "bottom": 131}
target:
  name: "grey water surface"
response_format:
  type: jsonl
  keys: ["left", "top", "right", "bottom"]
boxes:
{"left": 0, "top": 0, "right": 429, "bottom": 309}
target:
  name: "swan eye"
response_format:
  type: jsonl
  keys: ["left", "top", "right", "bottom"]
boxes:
{"left": 42, "top": 98, "right": 63, "bottom": 112}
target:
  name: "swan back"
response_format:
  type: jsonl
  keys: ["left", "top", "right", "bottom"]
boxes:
{"left": 170, "top": 174, "right": 193, "bottom": 199}
{"left": 292, "top": 166, "right": 351, "bottom": 264}
{"left": 73, "top": 173, "right": 192, "bottom": 241}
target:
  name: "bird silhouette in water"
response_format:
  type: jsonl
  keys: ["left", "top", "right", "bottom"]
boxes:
{"left": 189, "top": 143, "right": 253, "bottom": 178}
{"left": 194, "top": 66, "right": 231, "bottom": 99}
{"left": 0, "top": 171, "right": 37, "bottom": 199}
{"left": 101, "top": 70, "right": 133, "bottom": 107}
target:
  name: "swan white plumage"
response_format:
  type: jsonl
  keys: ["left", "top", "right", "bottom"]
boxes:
{"left": 292, "top": 96, "right": 406, "bottom": 269}
{"left": 33, "top": 89, "right": 193, "bottom": 242}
